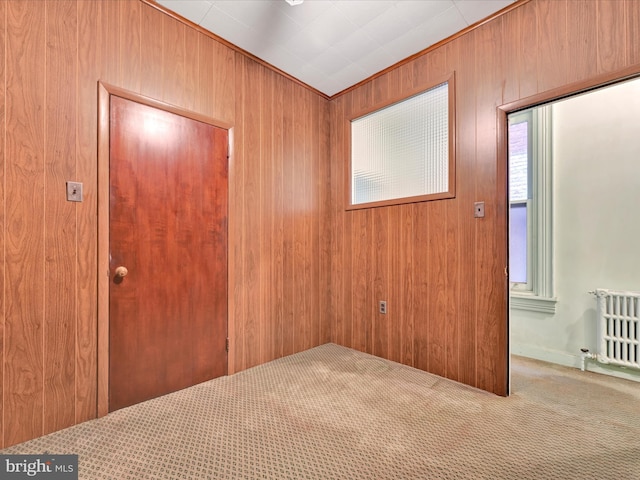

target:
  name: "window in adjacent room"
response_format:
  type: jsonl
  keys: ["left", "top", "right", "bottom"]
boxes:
{"left": 508, "top": 106, "right": 556, "bottom": 313}
{"left": 349, "top": 75, "right": 455, "bottom": 209}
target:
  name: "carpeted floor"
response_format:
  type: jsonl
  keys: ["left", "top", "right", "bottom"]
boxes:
{"left": 3, "top": 343, "right": 639, "bottom": 479}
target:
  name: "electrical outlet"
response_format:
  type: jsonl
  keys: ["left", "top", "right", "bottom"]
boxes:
{"left": 66, "top": 181, "right": 83, "bottom": 202}
{"left": 379, "top": 301, "right": 387, "bottom": 314}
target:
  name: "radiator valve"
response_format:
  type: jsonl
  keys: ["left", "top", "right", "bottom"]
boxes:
{"left": 580, "top": 348, "right": 597, "bottom": 371}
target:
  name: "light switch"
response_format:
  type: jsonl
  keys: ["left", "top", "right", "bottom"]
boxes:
{"left": 66, "top": 181, "right": 83, "bottom": 202}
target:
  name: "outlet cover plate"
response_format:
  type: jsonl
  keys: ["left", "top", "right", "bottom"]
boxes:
{"left": 379, "top": 300, "right": 387, "bottom": 314}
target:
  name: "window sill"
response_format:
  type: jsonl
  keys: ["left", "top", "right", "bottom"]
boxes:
{"left": 510, "top": 293, "right": 557, "bottom": 314}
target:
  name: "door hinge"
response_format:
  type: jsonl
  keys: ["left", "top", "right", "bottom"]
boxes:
{"left": 225, "top": 338, "right": 229, "bottom": 352}
{"left": 504, "top": 266, "right": 509, "bottom": 277}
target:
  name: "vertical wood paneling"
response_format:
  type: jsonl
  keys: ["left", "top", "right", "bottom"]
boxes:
{"left": 0, "top": 0, "right": 6, "bottom": 449}
{"left": 426, "top": 201, "right": 447, "bottom": 378}
{"left": 372, "top": 208, "right": 388, "bottom": 359}
{"left": 75, "top": 0, "right": 100, "bottom": 425}
{"left": 101, "top": 0, "right": 120, "bottom": 86}
{"left": 372, "top": 75, "right": 388, "bottom": 106}
{"left": 119, "top": 0, "right": 141, "bottom": 93}
{"left": 281, "top": 78, "right": 295, "bottom": 357}
{"left": 566, "top": 0, "right": 597, "bottom": 84}
{"left": 271, "top": 74, "right": 285, "bottom": 358}
{"left": 260, "top": 69, "right": 274, "bottom": 364}
{"left": 500, "top": 12, "right": 519, "bottom": 105}
{"left": 228, "top": 52, "right": 245, "bottom": 374}
{"left": 400, "top": 205, "right": 414, "bottom": 367}
{"left": 139, "top": 5, "right": 163, "bottom": 100}
{"left": 183, "top": 27, "right": 199, "bottom": 111}
{"left": 227, "top": 49, "right": 329, "bottom": 373}
{"left": 43, "top": 0, "right": 77, "bottom": 435}
{"left": 626, "top": 0, "right": 640, "bottom": 65}
{"left": 343, "top": 96, "right": 354, "bottom": 350}
{"left": 597, "top": 0, "right": 626, "bottom": 75}
{"left": 318, "top": 99, "right": 332, "bottom": 345}
{"left": 536, "top": 0, "right": 568, "bottom": 92}
{"left": 384, "top": 75, "right": 401, "bottom": 364}
{"left": 351, "top": 209, "right": 371, "bottom": 353}
{"left": 196, "top": 33, "right": 215, "bottom": 117}
{"left": 328, "top": 98, "right": 344, "bottom": 345}
{"left": 412, "top": 205, "right": 430, "bottom": 372}
{"left": 387, "top": 208, "right": 402, "bottom": 363}
{"left": 455, "top": 30, "right": 478, "bottom": 388}
{"left": 474, "top": 17, "right": 507, "bottom": 395}
{"left": 5, "top": 0, "right": 46, "bottom": 446}
{"left": 243, "top": 57, "right": 261, "bottom": 369}
{"left": 303, "top": 90, "right": 314, "bottom": 351}
{"left": 293, "top": 85, "right": 306, "bottom": 353}
{"left": 445, "top": 199, "right": 460, "bottom": 382}
{"left": 414, "top": 47, "right": 447, "bottom": 87}
{"left": 310, "top": 93, "right": 321, "bottom": 348}
{"left": 162, "top": 17, "right": 185, "bottom": 106}
{"left": 212, "top": 41, "right": 236, "bottom": 124}
{"left": 443, "top": 41, "right": 460, "bottom": 383}
{"left": 420, "top": 40, "right": 451, "bottom": 376}
{"left": 514, "top": 0, "right": 538, "bottom": 98}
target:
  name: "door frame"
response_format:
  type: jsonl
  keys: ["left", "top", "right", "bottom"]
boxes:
{"left": 97, "top": 82, "right": 233, "bottom": 417}
{"left": 498, "top": 64, "right": 640, "bottom": 394}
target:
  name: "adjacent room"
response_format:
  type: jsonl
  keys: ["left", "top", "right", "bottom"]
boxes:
{"left": 509, "top": 76, "right": 640, "bottom": 384}
{"left": 0, "top": 0, "right": 639, "bottom": 478}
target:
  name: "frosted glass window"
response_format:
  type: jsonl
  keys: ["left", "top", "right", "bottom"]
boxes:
{"left": 350, "top": 82, "right": 451, "bottom": 206}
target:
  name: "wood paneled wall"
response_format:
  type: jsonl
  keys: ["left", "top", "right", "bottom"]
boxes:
{"left": 231, "top": 54, "right": 331, "bottom": 373}
{"left": 0, "top": 0, "right": 329, "bottom": 448}
{"left": 0, "top": 0, "right": 637, "bottom": 449}
{"left": 328, "top": 0, "right": 640, "bottom": 395}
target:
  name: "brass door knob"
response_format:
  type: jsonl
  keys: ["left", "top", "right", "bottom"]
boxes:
{"left": 114, "top": 266, "right": 129, "bottom": 278}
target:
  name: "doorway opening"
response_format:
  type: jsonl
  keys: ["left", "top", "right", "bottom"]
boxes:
{"left": 505, "top": 75, "right": 640, "bottom": 389}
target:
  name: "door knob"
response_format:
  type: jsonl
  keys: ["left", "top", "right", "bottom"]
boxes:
{"left": 114, "top": 266, "right": 129, "bottom": 278}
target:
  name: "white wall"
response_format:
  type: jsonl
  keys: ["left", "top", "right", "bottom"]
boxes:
{"left": 511, "top": 78, "right": 640, "bottom": 382}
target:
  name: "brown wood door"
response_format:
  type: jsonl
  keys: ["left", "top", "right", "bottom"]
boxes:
{"left": 108, "top": 96, "right": 228, "bottom": 412}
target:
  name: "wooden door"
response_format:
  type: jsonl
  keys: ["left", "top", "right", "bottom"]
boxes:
{"left": 108, "top": 96, "right": 228, "bottom": 412}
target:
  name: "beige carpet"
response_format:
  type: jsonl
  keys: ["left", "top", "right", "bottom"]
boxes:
{"left": 3, "top": 343, "right": 639, "bottom": 479}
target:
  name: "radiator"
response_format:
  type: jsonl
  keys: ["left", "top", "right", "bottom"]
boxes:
{"left": 594, "top": 289, "right": 640, "bottom": 369}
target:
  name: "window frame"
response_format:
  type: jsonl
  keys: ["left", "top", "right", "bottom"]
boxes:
{"left": 508, "top": 105, "right": 556, "bottom": 313}
{"left": 508, "top": 111, "right": 533, "bottom": 290}
{"left": 346, "top": 72, "right": 456, "bottom": 210}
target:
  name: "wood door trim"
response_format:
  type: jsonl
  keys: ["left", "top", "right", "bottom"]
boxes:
{"left": 499, "top": 64, "right": 640, "bottom": 116}
{"left": 97, "top": 82, "right": 232, "bottom": 417}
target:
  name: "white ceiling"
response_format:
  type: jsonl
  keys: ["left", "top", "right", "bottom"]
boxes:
{"left": 156, "top": 0, "right": 515, "bottom": 97}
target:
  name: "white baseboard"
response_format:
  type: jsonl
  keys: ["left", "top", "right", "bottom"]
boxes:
{"left": 511, "top": 343, "right": 640, "bottom": 383}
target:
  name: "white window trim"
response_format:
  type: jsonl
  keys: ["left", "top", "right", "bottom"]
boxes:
{"left": 509, "top": 106, "right": 556, "bottom": 313}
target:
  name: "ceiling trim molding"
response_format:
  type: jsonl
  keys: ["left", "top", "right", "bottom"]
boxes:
{"left": 332, "top": 0, "right": 531, "bottom": 99}
{"left": 142, "top": 0, "right": 331, "bottom": 100}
